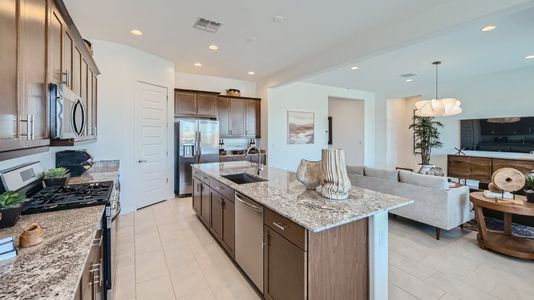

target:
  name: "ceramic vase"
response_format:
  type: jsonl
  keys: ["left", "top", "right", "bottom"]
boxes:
{"left": 317, "top": 149, "right": 352, "bottom": 200}
{"left": 296, "top": 159, "right": 321, "bottom": 190}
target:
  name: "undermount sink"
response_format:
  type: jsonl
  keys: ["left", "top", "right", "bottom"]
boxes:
{"left": 222, "top": 173, "right": 267, "bottom": 185}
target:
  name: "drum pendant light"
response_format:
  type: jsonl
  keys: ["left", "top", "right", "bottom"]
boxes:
{"left": 415, "top": 61, "right": 462, "bottom": 117}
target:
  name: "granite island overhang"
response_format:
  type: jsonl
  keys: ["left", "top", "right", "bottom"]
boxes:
{"left": 192, "top": 161, "right": 413, "bottom": 300}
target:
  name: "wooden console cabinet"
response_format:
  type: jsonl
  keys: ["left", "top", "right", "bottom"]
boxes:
{"left": 447, "top": 155, "right": 534, "bottom": 183}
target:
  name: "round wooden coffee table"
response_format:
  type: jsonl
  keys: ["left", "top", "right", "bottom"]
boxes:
{"left": 470, "top": 192, "right": 534, "bottom": 260}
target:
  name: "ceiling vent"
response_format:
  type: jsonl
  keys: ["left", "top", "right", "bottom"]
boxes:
{"left": 193, "top": 17, "right": 222, "bottom": 33}
{"left": 400, "top": 73, "right": 417, "bottom": 78}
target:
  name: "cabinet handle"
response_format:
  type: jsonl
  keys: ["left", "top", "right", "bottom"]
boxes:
{"left": 272, "top": 221, "right": 286, "bottom": 231}
{"left": 62, "top": 70, "right": 70, "bottom": 86}
{"left": 30, "top": 114, "right": 35, "bottom": 140}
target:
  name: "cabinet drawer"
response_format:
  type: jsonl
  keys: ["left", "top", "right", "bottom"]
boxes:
{"left": 265, "top": 208, "right": 307, "bottom": 251}
{"left": 210, "top": 178, "right": 235, "bottom": 202}
{"left": 193, "top": 169, "right": 210, "bottom": 184}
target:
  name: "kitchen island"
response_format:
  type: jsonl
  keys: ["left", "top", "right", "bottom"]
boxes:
{"left": 192, "top": 161, "right": 413, "bottom": 300}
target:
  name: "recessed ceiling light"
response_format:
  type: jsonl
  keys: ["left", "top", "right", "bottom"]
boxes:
{"left": 273, "top": 16, "right": 285, "bottom": 23}
{"left": 246, "top": 36, "right": 256, "bottom": 42}
{"left": 194, "top": 62, "right": 202, "bottom": 67}
{"left": 130, "top": 29, "right": 143, "bottom": 36}
{"left": 208, "top": 44, "right": 218, "bottom": 51}
{"left": 405, "top": 79, "right": 413, "bottom": 82}
{"left": 480, "top": 25, "right": 496, "bottom": 32}
{"left": 526, "top": 55, "right": 534, "bottom": 60}
{"left": 248, "top": 71, "right": 255, "bottom": 76}
{"left": 351, "top": 66, "right": 359, "bottom": 70}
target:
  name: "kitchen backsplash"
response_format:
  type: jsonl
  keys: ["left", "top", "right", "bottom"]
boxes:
{"left": 222, "top": 138, "right": 262, "bottom": 151}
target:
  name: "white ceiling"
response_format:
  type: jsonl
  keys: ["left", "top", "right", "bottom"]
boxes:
{"left": 64, "top": 0, "right": 452, "bottom": 80}
{"left": 304, "top": 6, "right": 534, "bottom": 96}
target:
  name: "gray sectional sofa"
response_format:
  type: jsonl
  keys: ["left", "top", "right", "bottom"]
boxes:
{"left": 346, "top": 166, "right": 472, "bottom": 239}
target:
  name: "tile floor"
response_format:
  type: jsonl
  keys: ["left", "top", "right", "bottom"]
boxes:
{"left": 112, "top": 198, "right": 534, "bottom": 300}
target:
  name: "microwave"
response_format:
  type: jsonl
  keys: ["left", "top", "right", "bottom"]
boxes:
{"left": 50, "top": 84, "right": 86, "bottom": 140}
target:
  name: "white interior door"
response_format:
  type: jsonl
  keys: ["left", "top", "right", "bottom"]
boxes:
{"left": 134, "top": 82, "right": 168, "bottom": 209}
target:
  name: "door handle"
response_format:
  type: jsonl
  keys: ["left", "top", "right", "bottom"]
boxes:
{"left": 137, "top": 159, "right": 147, "bottom": 163}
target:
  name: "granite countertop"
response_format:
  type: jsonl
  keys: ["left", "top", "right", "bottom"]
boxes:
{"left": 193, "top": 161, "right": 413, "bottom": 232}
{"left": 68, "top": 159, "right": 120, "bottom": 185}
{"left": 0, "top": 206, "right": 104, "bottom": 300}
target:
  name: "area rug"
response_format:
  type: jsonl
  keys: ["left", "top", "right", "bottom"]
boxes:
{"left": 464, "top": 217, "right": 534, "bottom": 239}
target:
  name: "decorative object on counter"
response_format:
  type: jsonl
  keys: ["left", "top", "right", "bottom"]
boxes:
{"left": 226, "top": 89, "right": 241, "bottom": 96}
{"left": 19, "top": 221, "right": 45, "bottom": 248}
{"left": 454, "top": 147, "right": 466, "bottom": 156}
{"left": 316, "top": 149, "right": 351, "bottom": 200}
{"left": 492, "top": 168, "right": 526, "bottom": 194}
{"left": 287, "top": 111, "right": 315, "bottom": 144}
{"left": 43, "top": 168, "right": 70, "bottom": 187}
{"left": 523, "top": 175, "right": 534, "bottom": 202}
{"left": 296, "top": 159, "right": 321, "bottom": 190}
{"left": 410, "top": 113, "right": 443, "bottom": 169}
{"left": 0, "top": 192, "right": 27, "bottom": 228}
{"left": 0, "top": 236, "right": 17, "bottom": 262}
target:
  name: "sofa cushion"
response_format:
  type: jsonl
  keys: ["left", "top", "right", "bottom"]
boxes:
{"left": 364, "top": 167, "right": 399, "bottom": 182}
{"left": 346, "top": 165, "right": 365, "bottom": 176}
{"left": 399, "top": 170, "right": 449, "bottom": 190}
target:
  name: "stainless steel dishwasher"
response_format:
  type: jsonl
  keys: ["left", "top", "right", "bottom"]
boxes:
{"left": 235, "top": 192, "right": 264, "bottom": 292}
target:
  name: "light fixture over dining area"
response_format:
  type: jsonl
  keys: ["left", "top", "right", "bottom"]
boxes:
{"left": 415, "top": 61, "right": 462, "bottom": 117}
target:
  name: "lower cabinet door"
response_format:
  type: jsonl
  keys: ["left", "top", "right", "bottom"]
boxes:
{"left": 222, "top": 198, "right": 235, "bottom": 257}
{"left": 210, "top": 190, "right": 223, "bottom": 240}
{"left": 264, "top": 227, "right": 307, "bottom": 300}
{"left": 200, "top": 182, "right": 210, "bottom": 225}
{"left": 192, "top": 178, "right": 202, "bottom": 215}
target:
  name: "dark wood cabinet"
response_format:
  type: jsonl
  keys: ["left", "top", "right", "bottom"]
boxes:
{"left": 72, "top": 45, "right": 81, "bottom": 96}
{"left": 200, "top": 181, "right": 210, "bottom": 225}
{"left": 63, "top": 30, "right": 73, "bottom": 88}
{"left": 76, "top": 228, "right": 103, "bottom": 300}
{"left": 229, "top": 98, "right": 246, "bottom": 136}
{"left": 216, "top": 97, "right": 231, "bottom": 137}
{"left": 192, "top": 178, "right": 202, "bottom": 215}
{"left": 221, "top": 196, "right": 235, "bottom": 256}
{"left": 197, "top": 93, "right": 217, "bottom": 116}
{"left": 48, "top": 7, "right": 64, "bottom": 85}
{"left": 245, "top": 100, "right": 260, "bottom": 137}
{"left": 448, "top": 155, "right": 534, "bottom": 183}
{"left": 174, "top": 89, "right": 218, "bottom": 117}
{"left": 264, "top": 227, "right": 307, "bottom": 300}
{"left": 210, "top": 190, "right": 224, "bottom": 240}
{"left": 175, "top": 90, "right": 197, "bottom": 115}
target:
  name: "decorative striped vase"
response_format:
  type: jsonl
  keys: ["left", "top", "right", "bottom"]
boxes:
{"left": 317, "top": 149, "right": 352, "bottom": 200}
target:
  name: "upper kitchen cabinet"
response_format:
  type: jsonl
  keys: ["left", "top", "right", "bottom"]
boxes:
{"left": 218, "top": 95, "right": 261, "bottom": 138}
{"left": 0, "top": 0, "right": 100, "bottom": 160}
{"left": 174, "top": 89, "right": 218, "bottom": 117}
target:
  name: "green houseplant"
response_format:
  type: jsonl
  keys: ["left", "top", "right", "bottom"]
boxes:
{"left": 44, "top": 167, "right": 70, "bottom": 187}
{"left": 524, "top": 175, "right": 534, "bottom": 203}
{"left": 409, "top": 116, "right": 443, "bottom": 171}
{"left": 0, "top": 191, "right": 27, "bottom": 228}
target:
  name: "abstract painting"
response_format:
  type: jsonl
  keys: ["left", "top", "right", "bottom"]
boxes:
{"left": 287, "top": 111, "right": 314, "bottom": 144}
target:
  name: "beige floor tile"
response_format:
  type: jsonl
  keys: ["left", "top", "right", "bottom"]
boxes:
{"left": 389, "top": 283, "right": 418, "bottom": 300}
{"left": 439, "top": 293, "right": 461, "bottom": 300}
{"left": 389, "top": 265, "right": 446, "bottom": 300}
{"left": 113, "top": 264, "right": 136, "bottom": 299}
{"left": 162, "top": 238, "right": 194, "bottom": 265}
{"left": 389, "top": 251, "right": 435, "bottom": 280}
{"left": 177, "top": 288, "right": 216, "bottom": 300}
{"left": 136, "top": 276, "right": 176, "bottom": 300}
{"left": 425, "top": 272, "right": 499, "bottom": 300}
{"left": 136, "top": 250, "right": 169, "bottom": 283}
{"left": 158, "top": 222, "right": 183, "bottom": 242}
{"left": 168, "top": 258, "right": 210, "bottom": 297}
{"left": 492, "top": 282, "right": 534, "bottom": 300}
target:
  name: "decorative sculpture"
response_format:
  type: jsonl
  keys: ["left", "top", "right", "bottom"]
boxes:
{"left": 316, "top": 149, "right": 352, "bottom": 200}
{"left": 296, "top": 159, "right": 321, "bottom": 190}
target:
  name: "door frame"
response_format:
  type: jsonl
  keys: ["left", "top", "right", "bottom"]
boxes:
{"left": 133, "top": 81, "right": 170, "bottom": 209}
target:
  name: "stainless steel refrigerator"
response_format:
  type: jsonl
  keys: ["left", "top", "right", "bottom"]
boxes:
{"left": 175, "top": 119, "right": 219, "bottom": 196}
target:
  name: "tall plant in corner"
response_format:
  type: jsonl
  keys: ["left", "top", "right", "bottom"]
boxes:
{"left": 410, "top": 116, "right": 443, "bottom": 165}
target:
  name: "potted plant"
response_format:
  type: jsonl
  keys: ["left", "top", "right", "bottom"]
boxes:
{"left": 0, "top": 191, "right": 26, "bottom": 228}
{"left": 44, "top": 167, "right": 70, "bottom": 187}
{"left": 409, "top": 116, "right": 443, "bottom": 174}
{"left": 524, "top": 175, "right": 534, "bottom": 203}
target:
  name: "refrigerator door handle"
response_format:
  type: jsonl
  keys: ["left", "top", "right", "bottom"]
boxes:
{"left": 197, "top": 132, "right": 202, "bottom": 163}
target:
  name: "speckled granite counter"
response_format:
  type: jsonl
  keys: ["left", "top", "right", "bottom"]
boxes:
{"left": 68, "top": 160, "right": 120, "bottom": 185}
{"left": 193, "top": 161, "right": 413, "bottom": 232}
{"left": 0, "top": 206, "right": 104, "bottom": 300}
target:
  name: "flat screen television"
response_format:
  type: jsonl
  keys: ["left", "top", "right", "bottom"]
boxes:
{"left": 460, "top": 116, "right": 534, "bottom": 153}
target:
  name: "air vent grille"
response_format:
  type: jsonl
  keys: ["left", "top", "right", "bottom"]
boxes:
{"left": 400, "top": 73, "right": 417, "bottom": 78}
{"left": 193, "top": 17, "right": 222, "bottom": 33}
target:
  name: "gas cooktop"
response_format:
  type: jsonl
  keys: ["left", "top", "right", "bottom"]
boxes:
{"left": 23, "top": 181, "right": 114, "bottom": 215}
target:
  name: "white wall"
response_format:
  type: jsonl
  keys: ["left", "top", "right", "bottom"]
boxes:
{"left": 328, "top": 97, "right": 365, "bottom": 165}
{"left": 267, "top": 82, "right": 375, "bottom": 171}
{"left": 175, "top": 72, "right": 256, "bottom": 98}
{"left": 384, "top": 67, "right": 534, "bottom": 171}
